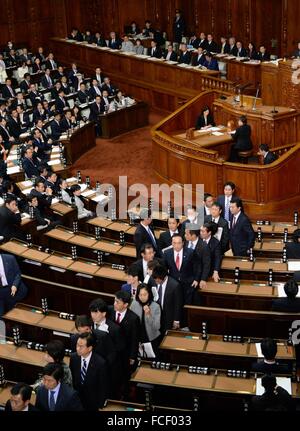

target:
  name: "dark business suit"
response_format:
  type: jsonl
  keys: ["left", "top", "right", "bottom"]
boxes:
{"left": 204, "top": 58, "right": 219, "bottom": 70}
{"left": 50, "top": 120, "right": 63, "bottom": 141}
{"left": 45, "top": 59, "right": 57, "bottom": 70}
{"left": 1, "top": 86, "right": 16, "bottom": 99}
{"left": 88, "top": 85, "right": 102, "bottom": 101}
{"left": 101, "top": 83, "right": 117, "bottom": 96}
{"left": 35, "top": 383, "right": 83, "bottom": 411}
{"left": 216, "top": 194, "right": 238, "bottom": 224}
{"left": 0, "top": 207, "right": 22, "bottom": 240}
{"left": 173, "top": 16, "right": 185, "bottom": 43}
{"left": 77, "top": 90, "right": 89, "bottom": 104}
{"left": 206, "top": 41, "right": 219, "bottom": 53}
{"left": 251, "top": 387, "right": 294, "bottom": 411}
{"left": 195, "top": 113, "right": 215, "bottom": 129}
{"left": 32, "top": 137, "right": 51, "bottom": 160}
{"left": 5, "top": 401, "right": 38, "bottom": 411}
{"left": 257, "top": 52, "right": 270, "bottom": 62}
{"left": 199, "top": 39, "right": 208, "bottom": 50}
{"left": 0, "top": 253, "right": 28, "bottom": 316}
{"left": 204, "top": 236, "right": 222, "bottom": 273}
{"left": 193, "top": 54, "right": 206, "bottom": 66}
{"left": 272, "top": 297, "right": 300, "bottom": 313}
{"left": 28, "top": 91, "right": 44, "bottom": 107}
{"left": 133, "top": 223, "right": 159, "bottom": 258}
{"left": 286, "top": 242, "right": 300, "bottom": 259}
{"left": 229, "top": 124, "right": 252, "bottom": 162}
{"left": 163, "top": 247, "right": 201, "bottom": 305}
{"left": 108, "top": 39, "right": 121, "bottom": 50}
{"left": 29, "top": 189, "right": 52, "bottom": 216}
{"left": 60, "top": 117, "right": 72, "bottom": 133}
{"left": 22, "top": 156, "right": 40, "bottom": 178}
{"left": 89, "top": 101, "right": 105, "bottom": 122}
{"left": 236, "top": 47, "right": 247, "bottom": 57}
{"left": 8, "top": 118, "right": 24, "bottom": 139}
{"left": 178, "top": 51, "right": 191, "bottom": 64}
{"left": 70, "top": 352, "right": 108, "bottom": 410}
{"left": 163, "top": 51, "right": 178, "bottom": 61}
{"left": 41, "top": 75, "right": 54, "bottom": 89}
{"left": 158, "top": 230, "right": 178, "bottom": 251}
{"left": 204, "top": 215, "right": 230, "bottom": 253}
{"left": 220, "top": 43, "right": 230, "bottom": 54}
{"left": 264, "top": 151, "right": 277, "bottom": 165}
{"left": 20, "top": 80, "right": 31, "bottom": 93}
{"left": 94, "top": 37, "right": 107, "bottom": 47}
{"left": 251, "top": 361, "right": 290, "bottom": 375}
{"left": 147, "top": 47, "right": 162, "bottom": 58}
{"left": 229, "top": 45, "right": 238, "bottom": 56}
{"left": 159, "top": 276, "right": 183, "bottom": 333}
{"left": 55, "top": 97, "right": 69, "bottom": 114}
{"left": 229, "top": 212, "right": 255, "bottom": 256}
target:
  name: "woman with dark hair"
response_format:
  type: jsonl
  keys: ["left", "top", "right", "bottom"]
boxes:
{"left": 247, "top": 42, "right": 258, "bottom": 59}
{"left": 195, "top": 105, "right": 216, "bottom": 130}
{"left": 129, "top": 283, "right": 161, "bottom": 357}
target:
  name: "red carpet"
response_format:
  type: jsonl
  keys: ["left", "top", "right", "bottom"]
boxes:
{"left": 70, "top": 110, "right": 164, "bottom": 190}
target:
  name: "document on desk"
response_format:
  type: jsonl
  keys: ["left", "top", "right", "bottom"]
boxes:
{"left": 256, "top": 377, "right": 292, "bottom": 395}
{"left": 212, "top": 132, "right": 224, "bottom": 136}
{"left": 7, "top": 166, "right": 20, "bottom": 174}
{"left": 287, "top": 261, "right": 300, "bottom": 271}
{"left": 81, "top": 189, "right": 95, "bottom": 198}
{"left": 48, "top": 159, "right": 61, "bottom": 166}
{"left": 22, "top": 187, "right": 33, "bottom": 195}
{"left": 166, "top": 60, "right": 178, "bottom": 65}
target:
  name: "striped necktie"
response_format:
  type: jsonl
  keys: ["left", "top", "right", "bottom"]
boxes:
{"left": 81, "top": 359, "right": 87, "bottom": 384}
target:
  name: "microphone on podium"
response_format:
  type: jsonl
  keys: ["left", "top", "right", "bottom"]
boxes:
{"left": 269, "top": 84, "right": 278, "bottom": 113}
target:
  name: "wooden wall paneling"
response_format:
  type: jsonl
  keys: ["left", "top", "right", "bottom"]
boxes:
{"left": 53, "top": 0, "right": 67, "bottom": 39}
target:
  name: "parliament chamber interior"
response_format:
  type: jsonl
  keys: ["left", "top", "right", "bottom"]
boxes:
{"left": 1, "top": 0, "right": 300, "bottom": 417}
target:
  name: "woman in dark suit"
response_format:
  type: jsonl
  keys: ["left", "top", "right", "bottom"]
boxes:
{"left": 195, "top": 106, "right": 215, "bottom": 130}
{"left": 229, "top": 115, "right": 252, "bottom": 162}
{"left": 247, "top": 42, "right": 258, "bottom": 59}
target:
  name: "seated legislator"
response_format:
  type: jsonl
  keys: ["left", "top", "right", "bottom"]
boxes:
{"left": 228, "top": 37, "right": 238, "bottom": 56}
{"left": 251, "top": 338, "right": 290, "bottom": 374}
{"left": 272, "top": 279, "right": 300, "bottom": 312}
{"left": 121, "top": 35, "right": 134, "bottom": 52}
{"left": 94, "top": 32, "right": 106, "bottom": 47}
{"left": 228, "top": 115, "right": 253, "bottom": 162}
{"left": 108, "top": 32, "right": 122, "bottom": 50}
{"left": 193, "top": 46, "right": 206, "bottom": 66}
{"left": 292, "top": 41, "right": 300, "bottom": 58}
{"left": 189, "top": 34, "right": 200, "bottom": 49}
{"left": 70, "top": 184, "right": 93, "bottom": 219}
{"left": 251, "top": 374, "right": 294, "bottom": 411}
{"left": 195, "top": 105, "right": 215, "bottom": 130}
{"left": 203, "top": 52, "right": 219, "bottom": 70}
{"left": 77, "top": 83, "right": 90, "bottom": 104}
{"left": 178, "top": 43, "right": 191, "bottom": 64}
{"left": 68, "top": 28, "right": 83, "bottom": 42}
{"left": 22, "top": 145, "right": 40, "bottom": 178}
{"left": 147, "top": 40, "right": 162, "bottom": 58}
{"left": 142, "top": 20, "right": 155, "bottom": 37}
{"left": 247, "top": 42, "right": 258, "bottom": 59}
{"left": 0, "top": 252, "right": 28, "bottom": 316}
{"left": 257, "top": 45, "right": 270, "bottom": 61}
{"left": 236, "top": 41, "right": 247, "bottom": 57}
{"left": 229, "top": 198, "right": 255, "bottom": 256}
{"left": 133, "top": 39, "right": 144, "bottom": 55}
{"left": 5, "top": 383, "right": 38, "bottom": 411}
{"left": 129, "top": 283, "right": 161, "bottom": 357}
{"left": 50, "top": 112, "right": 63, "bottom": 142}
{"left": 164, "top": 45, "right": 177, "bottom": 61}
{"left": 219, "top": 36, "right": 230, "bottom": 54}
{"left": 0, "top": 196, "right": 23, "bottom": 242}
{"left": 257, "top": 144, "right": 277, "bottom": 165}
{"left": 128, "top": 21, "right": 140, "bottom": 36}
{"left": 206, "top": 34, "right": 219, "bottom": 53}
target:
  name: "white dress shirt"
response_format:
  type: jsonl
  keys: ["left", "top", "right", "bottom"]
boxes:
{"left": 94, "top": 319, "right": 108, "bottom": 333}
{"left": 0, "top": 255, "right": 8, "bottom": 286}
{"left": 142, "top": 258, "right": 148, "bottom": 279}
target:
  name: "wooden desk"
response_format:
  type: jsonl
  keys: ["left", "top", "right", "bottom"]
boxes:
{"left": 49, "top": 38, "right": 234, "bottom": 112}
{"left": 185, "top": 305, "right": 300, "bottom": 339}
{"left": 220, "top": 257, "right": 291, "bottom": 281}
{"left": 160, "top": 330, "right": 295, "bottom": 370}
{"left": 59, "top": 121, "right": 96, "bottom": 164}
{"left": 100, "top": 101, "right": 149, "bottom": 138}
{"left": 224, "top": 58, "right": 261, "bottom": 87}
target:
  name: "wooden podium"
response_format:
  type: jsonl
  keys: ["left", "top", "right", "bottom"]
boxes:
{"left": 262, "top": 59, "right": 300, "bottom": 110}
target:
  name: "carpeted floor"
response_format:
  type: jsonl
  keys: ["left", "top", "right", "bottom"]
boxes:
{"left": 70, "top": 110, "right": 164, "bottom": 190}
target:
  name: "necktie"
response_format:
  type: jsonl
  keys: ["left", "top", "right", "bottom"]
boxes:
{"left": 116, "top": 312, "right": 121, "bottom": 324}
{"left": 232, "top": 216, "right": 236, "bottom": 229}
{"left": 9, "top": 87, "right": 14, "bottom": 97}
{"left": 49, "top": 391, "right": 56, "bottom": 411}
{"left": 188, "top": 241, "right": 193, "bottom": 249}
{"left": 224, "top": 198, "right": 230, "bottom": 221}
{"left": 81, "top": 359, "right": 87, "bottom": 384}
{"left": 95, "top": 323, "right": 100, "bottom": 330}
{"left": 147, "top": 227, "right": 157, "bottom": 247}
{"left": 157, "top": 284, "right": 163, "bottom": 306}
{"left": 175, "top": 253, "right": 180, "bottom": 270}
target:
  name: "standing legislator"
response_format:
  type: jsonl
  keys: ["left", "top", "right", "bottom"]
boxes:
{"left": 228, "top": 115, "right": 252, "bottom": 162}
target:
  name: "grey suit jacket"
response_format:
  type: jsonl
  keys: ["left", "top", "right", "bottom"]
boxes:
{"left": 130, "top": 300, "right": 161, "bottom": 341}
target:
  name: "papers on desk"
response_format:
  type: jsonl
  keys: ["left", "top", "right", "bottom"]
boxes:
{"left": 97, "top": 47, "right": 111, "bottom": 50}
{"left": 79, "top": 183, "right": 87, "bottom": 192}
{"left": 212, "top": 132, "right": 224, "bottom": 136}
{"left": 177, "top": 63, "right": 193, "bottom": 68}
{"left": 92, "top": 194, "right": 109, "bottom": 203}
{"left": 7, "top": 166, "right": 20, "bottom": 174}
{"left": 21, "top": 212, "right": 31, "bottom": 220}
{"left": 147, "top": 57, "right": 162, "bottom": 61}
{"left": 66, "top": 177, "right": 77, "bottom": 183}
{"left": 277, "top": 283, "right": 300, "bottom": 297}
{"left": 225, "top": 55, "right": 237, "bottom": 60}
{"left": 215, "top": 54, "right": 227, "bottom": 58}
{"left": 22, "top": 187, "right": 33, "bottom": 195}
{"left": 288, "top": 260, "right": 300, "bottom": 271}
{"left": 244, "top": 60, "right": 261, "bottom": 65}
{"left": 135, "top": 54, "right": 150, "bottom": 58}
{"left": 20, "top": 180, "right": 33, "bottom": 188}
{"left": 51, "top": 198, "right": 59, "bottom": 204}
{"left": 255, "top": 343, "right": 263, "bottom": 357}
{"left": 166, "top": 60, "right": 178, "bottom": 65}
{"left": 211, "top": 127, "right": 221, "bottom": 131}
{"left": 7, "top": 154, "right": 18, "bottom": 161}
{"left": 139, "top": 342, "right": 156, "bottom": 358}
{"left": 51, "top": 146, "right": 60, "bottom": 153}
{"left": 81, "top": 189, "right": 96, "bottom": 198}
{"left": 47, "top": 159, "right": 61, "bottom": 166}
{"left": 256, "top": 377, "right": 292, "bottom": 396}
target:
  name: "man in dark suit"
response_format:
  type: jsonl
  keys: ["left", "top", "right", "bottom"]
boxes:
{"left": 286, "top": 229, "right": 300, "bottom": 259}
{"left": 89, "top": 78, "right": 102, "bottom": 101}
{"left": 180, "top": 205, "right": 202, "bottom": 236}
{"left": 251, "top": 374, "right": 294, "bottom": 411}
{"left": 77, "top": 83, "right": 90, "bottom": 104}
{"left": 94, "top": 32, "right": 107, "bottom": 47}
{"left": 236, "top": 41, "right": 247, "bottom": 57}
{"left": 217, "top": 181, "right": 237, "bottom": 224}
{"left": 206, "top": 34, "right": 219, "bottom": 53}
{"left": 219, "top": 36, "right": 230, "bottom": 54}
{"left": 158, "top": 217, "right": 180, "bottom": 251}
{"left": 108, "top": 290, "right": 140, "bottom": 369}
{"left": 0, "top": 117, "right": 15, "bottom": 149}
{"left": 148, "top": 40, "right": 162, "bottom": 58}
{"left": 101, "top": 77, "right": 117, "bottom": 96}
{"left": 205, "top": 202, "right": 230, "bottom": 253}
{"left": 173, "top": 9, "right": 185, "bottom": 43}
{"left": 229, "top": 115, "right": 253, "bottom": 162}
{"left": 251, "top": 338, "right": 290, "bottom": 374}
{"left": 50, "top": 112, "right": 63, "bottom": 141}
{"left": 22, "top": 145, "right": 40, "bottom": 178}
{"left": 60, "top": 110, "right": 74, "bottom": 133}
{"left": 203, "top": 193, "right": 214, "bottom": 218}
{"left": 20, "top": 73, "right": 31, "bottom": 93}
{"left": 29, "top": 179, "right": 53, "bottom": 216}
{"left": 8, "top": 109, "right": 25, "bottom": 140}
{"left": 164, "top": 45, "right": 178, "bottom": 61}
{"left": 32, "top": 128, "right": 51, "bottom": 161}
{"left": 5, "top": 383, "right": 38, "bottom": 411}
{"left": 45, "top": 53, "right": 57, "bottom": 70}
{"left": 0, "top": 252, "right": 28, "bottom": 316}
{"left": 200, "top": 222, "right": 222, "bottom": 282}
{"left": 257, "top": 45, "right": 270, "bottom": 61}
{"left": 163, "top": 233, "right": 203, "bottom": 305}
{"left": 70, "top": 332, "right": 108, "bottom": 410}
{"left": 178, "top": 43, "right": 191, "bottom": 64}
{"left": 108, "top": 32, "right": 121, "bottom": 50}
{"left": 55, "top": 90, "right": 69, "bottom": 114}
{"left": 152, "top": 264, "right": 183, "bottom": 333}
{"left": 203, "top": 52, "right": 219, "bottom": 70}
{"left": 133, "top": 208, "right": 159, "bottom": 258}
{"left": 198, "top": 32, "right": 208, "bottom": 50}
{"left": 229, "top": 198, "right": 255, "bottom": 256}
{"left": 41, "top": 68, "right": 54, "bottom": 89}
{"left": 28, "top": 84, "right": 44, "bottom": 107}
{"left": 193, "top": 46, "right": 206, "bottom": 66}
{"left": 36, "top": 363, "right": 83, "bottom": 411}
{"left": 132, "top": 243, "right": 156, "bottom": 282}
{"left": 89, "top": 95, "right": 105, "bottom": 120}
{"left": 1, "top": 78, "right": 16, "bottom": 100}
{"left": 0, "top": 196, "right": 22, "bottom": 240}
{"left": 228, "top": 37, "right": 238, "bottom": 56}
{"left": 258, "top": 144, "right": 277, "bottom": 165}
{"left": 272, "top": 279, "right": 300, "bottom": 312}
